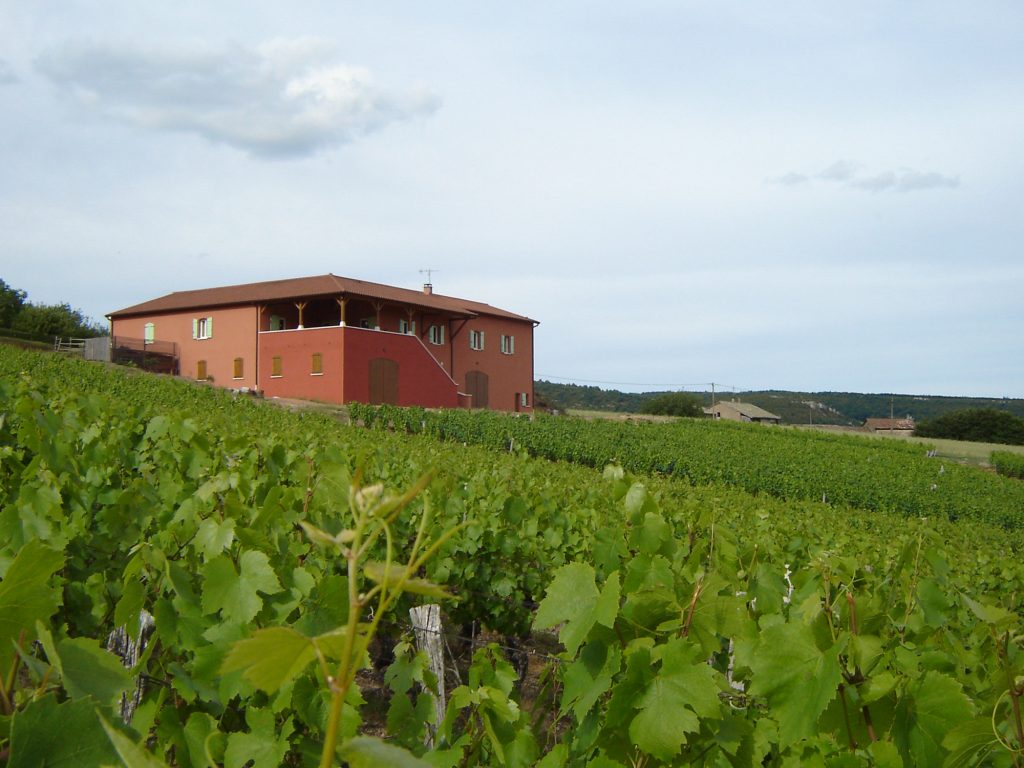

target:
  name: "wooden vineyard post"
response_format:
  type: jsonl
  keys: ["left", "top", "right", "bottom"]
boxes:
{"left": 106, "top": 610, "right": 156, "bottom": 723}
{"left": 409, "top": 604, "right": 446, "bottom": 747}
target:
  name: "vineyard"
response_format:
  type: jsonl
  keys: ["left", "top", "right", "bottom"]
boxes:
{"left": 347, "top": 403, "right": 1024, "bottom": 528}
{"left": 2, "top": 345, "right": 1024, "bottom": 767}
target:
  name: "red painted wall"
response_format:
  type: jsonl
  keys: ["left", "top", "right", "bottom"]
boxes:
{"left": 450, "top": 317, "right": 535, "bottom": 411}
{"left": 258, "top": 327, "right": 344, "bottom": 402}
{"left": 258, "top": 326, "right": 458, "bottom": 407}
{"left": 342, "top": 327, "right": 459, "bottom": 408}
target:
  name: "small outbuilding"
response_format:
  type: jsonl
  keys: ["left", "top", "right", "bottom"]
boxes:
{"left": 863, "top": 417, "right": 915, "bottom": 435}
{"left": 706, "top": 401, "right": 781, "bottom": 425}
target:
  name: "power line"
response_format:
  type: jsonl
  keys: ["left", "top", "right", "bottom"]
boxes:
{"left": 536, "top": 374, "right": 745, "bottom": 391}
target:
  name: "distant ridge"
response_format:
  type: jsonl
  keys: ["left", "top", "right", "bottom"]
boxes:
{"left": 533, "top": 380, "right": 1024, "bottom": 425}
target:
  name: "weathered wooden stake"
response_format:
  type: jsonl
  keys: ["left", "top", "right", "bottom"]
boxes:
{"left": 409, "top": 604, "right": 446, "bottom": 747}
{"left": 106, "top": 610, "right": 155, "bottom": 723}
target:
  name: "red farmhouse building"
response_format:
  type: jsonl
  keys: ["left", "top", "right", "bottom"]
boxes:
{"left": 107, "top": 274, "right": 538, "bottom": 412}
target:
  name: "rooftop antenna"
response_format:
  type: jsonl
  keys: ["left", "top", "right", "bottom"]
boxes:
{"left": 419, "top": 268, "right": 439, "bottom": 295}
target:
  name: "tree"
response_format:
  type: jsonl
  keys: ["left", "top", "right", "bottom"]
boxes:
{"left": 9, "top": 300, "right": 106, "bottom": 339}
{"left": 0, "top": 278, "right": 27, "bottom": 328}
{"left": 915, "top": 408, "right": 1024, "bottom": 446}
{"left": 640, "top": 391, "right": 704, "bottom": 418}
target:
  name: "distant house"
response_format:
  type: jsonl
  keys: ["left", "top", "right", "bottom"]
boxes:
{"left": 107, "top": 273, "right": 538, "bottom": 412}
{"left": 863, "top": 417, "right": 915, "bottom": 435}
{"left": 706, "top": 401, "right": 781, "bottom": 425}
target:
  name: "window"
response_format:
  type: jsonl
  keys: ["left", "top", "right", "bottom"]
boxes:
{"left": 196, "top": 360, "right": 207, "bottom": 380}
{"left": 428, "top": 324, "right": 445, "bottom": 345}
{"left": 398, "top": 318, "right": 416, "bottom": 335}
{"left": 271, "top": 356, "right": 283, "bottom": 377}
{"left": 311, "top": 353, "right": 323, "bottom": 375}
{"left": 144, "top": 323, "right": 155, "bottom": 344}
{"left": 469, "top": 329, "right": 485, "bottom": 351}
{"left": 520, "top": 392, "right": 529, "bottom": 408}
{"left": 192, "top": 316, "right": 213, "bottom": 340}
{"left": 233, "top": 357, "right": 244, "bottom": 379}
{"left": 500, "top": 334, "right": 515, "bottom": 355}
{"left": 269, "top": 315, "right": 285, "bottom": 331}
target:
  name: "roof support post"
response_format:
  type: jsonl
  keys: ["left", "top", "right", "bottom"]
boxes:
{"left": 295, "top": 301, "right": 307, "bottom": 329}
{"left": 336, "top": 296, "right": 346, "bottom": 327}
{"left": 372, "top": 301, "right": 384, "bottom": 330}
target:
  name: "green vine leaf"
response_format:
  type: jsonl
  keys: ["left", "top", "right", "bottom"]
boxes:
{"left": 201, "top": 550, "right": 282, "bottom": 624}
{"left": 628, "top": 639, "right": 721, "bottom": 761}
{"left": 534, "top": 562, "right": 600, "bottom": 655}
{"left": 941, "top": 715, "right": 1001, "bottom": 768}
{"left": 961, "top": 593, "right": 1016, "bottom": 627}
{"left": 53, "top": 635, "right": 134, "bottom": 705}
{"left": 223, "top": 708, "right": 294, "bottom": 768}
{"left": 894, "top": 671, "right": 974, "bottom": 767}
{"left": 339, "top": 735, "right": 433, "bottom": 767}
{"left": 8, "top": 694, "right": 119, "bottom": 767}
{"left": 0, "top": 539, "right": 64, "bottom": 672}
{"left": 746, "top": 620, "right": 845, "bottom": 748}
{"left": 195, "top": 516, "right": 236, "bottom": 559}
{"left": 221, "top": 626, "right": 317, "bottom": 693}
{"left": 100, "top": 714, "right": 169, "bottom": 767}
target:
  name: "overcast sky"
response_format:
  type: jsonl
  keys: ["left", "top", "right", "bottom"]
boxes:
{"left": 2, "top": 2, "right": 1022, "bottom": 397}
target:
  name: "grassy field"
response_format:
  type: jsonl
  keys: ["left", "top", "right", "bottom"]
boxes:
{"left": 865, "top": 431, "right": 1024, "bottom": 466}
{"left": 794, "top": 423, "right": 1024, "bottom": 467}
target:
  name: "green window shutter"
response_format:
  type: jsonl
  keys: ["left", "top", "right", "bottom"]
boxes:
{"left": 207, "top": 316, "right": 213, "bottom": 338}
{"left": 192, "top": 318, "right": 198, "bottom": 339}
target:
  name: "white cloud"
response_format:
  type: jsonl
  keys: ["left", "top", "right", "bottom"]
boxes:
{"left": 849, "top": 168, "right": 961, "bottom": 192}
{"left": 850, "top": 171, "right": 898, "bottom": 192}
{"left": 770, "top": 160, "right": 960, "bottom": 193}
{"left": 35, "top": 38, "right": 440, "bottom": 159}
{"left": 816, "top": 160, "right": 857, "bottom": 182}
{"left": 893, "top": 169, "right": 961, "bottom": 192}
{"left": 768, "top": 171, "right": 809, "bottom": 186}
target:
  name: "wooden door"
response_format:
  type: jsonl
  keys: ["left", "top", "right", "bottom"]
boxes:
{"left": 465, "top": 370, "right": 489, "bottom": 409}
{"left": 369, "top": 357, "right": 399, "bottom": 404}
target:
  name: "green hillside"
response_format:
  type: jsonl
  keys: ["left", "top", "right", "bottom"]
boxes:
{"left": 535, "top": 379, "right": 1024, "bottom": 425}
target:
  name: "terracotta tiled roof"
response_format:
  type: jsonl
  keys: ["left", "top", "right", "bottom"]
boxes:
{"left": 864, "top": 417, "right": 915, "bottom": 431}
{"left": 108, "top": 274, "right": 537, "bottom": 323}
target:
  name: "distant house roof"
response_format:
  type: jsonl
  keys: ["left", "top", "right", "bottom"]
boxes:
{"left": 864, "top": 417, "right": 915, "bottom": 431}
{"left": 108, "top": 273, "right": 537, "bottom": 324}
{"left": 709, "top": 401, "right": 781, "bottom": 421}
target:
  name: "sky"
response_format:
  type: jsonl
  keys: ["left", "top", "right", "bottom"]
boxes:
{"left": 2, "top": 2, "right": 1022, "bottom": 398}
